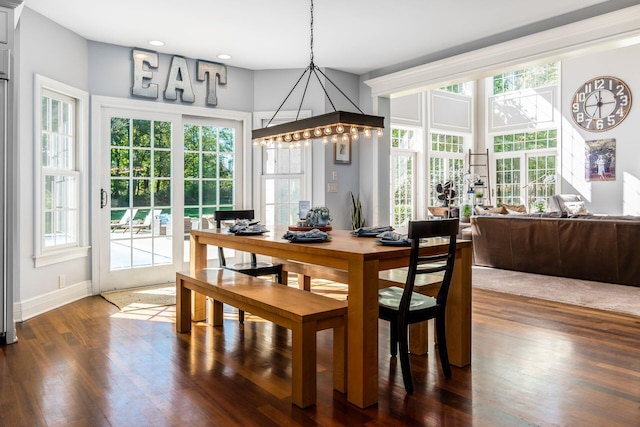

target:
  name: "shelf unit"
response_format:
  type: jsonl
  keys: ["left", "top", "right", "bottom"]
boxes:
{"left": 466, "top": 148, "right": 491, "bottom": 206}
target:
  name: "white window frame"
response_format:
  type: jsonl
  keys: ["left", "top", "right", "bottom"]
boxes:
{"left": 390, "top": 125, "right": 422, "bottom": 227}
{"left": 252, "top": 111, "right": 312, "bottom": 225}
{"left": 34, "top": 74, "right": 90, "bottom": 267}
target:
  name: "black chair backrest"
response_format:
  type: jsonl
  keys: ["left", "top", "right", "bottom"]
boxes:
{"left": 402, "top": 218, "right": 458, "bottom": 312}
{"left": 214, "top": 209, "right": 255, "bottom": 228}
{"left": 214, "top": 210, "right": 257, "bottom": 267}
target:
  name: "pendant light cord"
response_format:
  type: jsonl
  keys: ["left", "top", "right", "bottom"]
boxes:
{"left": 264, "top": 0, "right": 364, "bottom": 128}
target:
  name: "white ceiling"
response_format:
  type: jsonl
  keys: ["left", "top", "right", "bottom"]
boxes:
{"left": 22, "top": 0, "right": 635, "bottom": 75}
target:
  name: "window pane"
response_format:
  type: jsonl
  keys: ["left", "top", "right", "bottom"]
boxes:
{"left": 132, "top": 119, "right": 151, "bottom": 148}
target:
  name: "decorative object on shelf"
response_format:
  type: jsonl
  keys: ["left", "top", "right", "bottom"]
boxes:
{"left": 585, "top": 138, "right": 616, "bottom": 181}
{"left": 463, "top": 173, "right": 480, "bottom": 192}
{"left": 349, "top": 191, "right": 366, "bottom": 230}
{"left": 251, "top": 0, "right": 384, "bottom": 148}
{"left": 305, "top": 206, "right": 332, "bottom": 227}
{"left": 571, "top": 76, "right": 632, "bottom": 132}
{"left": 474, "top": 190, "right": 484, "bottom": 205}
{"left": 435, "top": 181, "right": 457, "bottom": 207}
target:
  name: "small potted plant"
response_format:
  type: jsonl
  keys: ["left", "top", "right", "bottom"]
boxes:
{"left": 461, "top": 204, "right": 473, "bottom": 222}
{"left": 306, "top": 206, "right": 332, "bottom": 227}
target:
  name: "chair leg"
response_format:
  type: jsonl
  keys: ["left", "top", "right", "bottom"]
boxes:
{"left": 435, "top": 312, "right": 451, "bottom": 378}
{"left": 389, "top": 319, "right": 398, "bottom": 357}
{"left": 398, "top": 323, "right": 414, "bottom": 393}
{"left": 238, "top": 309, "right": 245, "bottom": 324}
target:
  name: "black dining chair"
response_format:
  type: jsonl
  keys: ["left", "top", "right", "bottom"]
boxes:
{"left": 214, "top": 209, "right": 284, "bottom": 323}
{"left": 378, "top": 218, "right": 458, "bottom": 393}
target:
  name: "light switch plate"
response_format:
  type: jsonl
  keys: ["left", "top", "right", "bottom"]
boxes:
{"left": 327, "top": 183, "right": 338, "bottom": 193}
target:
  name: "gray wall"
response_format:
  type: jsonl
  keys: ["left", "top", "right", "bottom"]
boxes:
{"left": 17, "top": 8, "right": 89, "bottom": 309}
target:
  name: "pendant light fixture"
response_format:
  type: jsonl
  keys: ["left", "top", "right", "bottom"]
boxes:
{"left": 252, "top": 0, "right": 384, "bottom": 148}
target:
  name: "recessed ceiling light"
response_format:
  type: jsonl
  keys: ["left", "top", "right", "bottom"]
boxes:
{"left": 148, "top": 40, "right": 165, "bottom": 47}
{"left": 217, "top": 54, "right": 232, "bottom": 60}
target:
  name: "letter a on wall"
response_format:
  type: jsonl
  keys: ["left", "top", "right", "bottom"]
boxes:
{"left": 164, "top": 56, "right": 195, "bottom": 103}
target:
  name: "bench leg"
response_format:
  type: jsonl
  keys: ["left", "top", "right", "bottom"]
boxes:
{"left": 291, "top": 322, "right": 316, "bottom": 408}
{"left": 297, "top": 274, "right": 311, "bottom": 291}
{"left": 176, "top": 278, "right": 192, "bottom": 333}
{"left": 333, "top": 323, "right": 347, "bottom": 393}
{"left": 206, "top": 298, "right": 224, "bottom": 327}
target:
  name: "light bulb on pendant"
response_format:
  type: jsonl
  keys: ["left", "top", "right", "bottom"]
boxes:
{"left": 350, "top": 126, "right": 358, "bottom": 135}
{"left": 331, "top": 135, "right": 338, "bottom": 143}
{"left": 341, "top": 134, "right": 349, "bottom": 142}
{"left": 364, "top": 128, "right": 372, "bottom": 139}
{"left": 314, "top": 127, "right": 322, "bottom": 137}
{"left": 377, "top": 128, "right": 383, "bottom": 137}
{"left": 352, "top": 132, "right": 359, "bottom": 141}
{"left": 284, "top": 134, "right": 292, "bottom": 142}
{"left": 322, "top": 136, "right": 329, "bottom": 144}
{"left": 324, "top": 126, "right": 332, "bottom": 135}
{"left": 253, "top": 140, "right": 259, "bottom": 146}
{"left": 336, "top": 124, "right": 344, "bottom": 133}
{"left": 303, "top": 130, "right": 311, "bottom": 139}
{"left": 276, "top": 135, "right": 284, "bottom": 143}
{"left": 304, "top": 139, "right": 311, "bottom": 147}
{"left": 293, "top": 132, "right": 301, "bottom": 140}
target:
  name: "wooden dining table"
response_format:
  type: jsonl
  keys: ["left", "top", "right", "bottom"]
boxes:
{"left": 189, "top": 227, "right": 472, "bottom": 408}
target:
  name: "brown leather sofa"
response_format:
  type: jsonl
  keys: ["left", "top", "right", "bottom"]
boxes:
{"left": 470, "top": 214, "right": 640, "bottom": 287}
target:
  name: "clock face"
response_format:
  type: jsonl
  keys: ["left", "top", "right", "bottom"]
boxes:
{"left": 571, "top": 76, "right": 632, "bottom": 132}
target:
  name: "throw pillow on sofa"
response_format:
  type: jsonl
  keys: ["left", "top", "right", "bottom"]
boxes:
{"left": 500, "top": 203, "right": 527, "bottom": 213}
{"left": 563, "top": 201, "right": 590, "bottom": 216}
{"left": 475, "top": 205, "right": 507, "bottom": 215}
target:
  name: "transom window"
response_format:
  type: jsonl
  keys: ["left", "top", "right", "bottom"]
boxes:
{"left": 493, "top": 63, "right": 558, "bottom": 94}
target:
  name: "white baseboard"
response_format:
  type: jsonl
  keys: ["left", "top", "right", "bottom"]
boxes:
{"left": 14, "top": 280, "right": 93, "bottom": 322}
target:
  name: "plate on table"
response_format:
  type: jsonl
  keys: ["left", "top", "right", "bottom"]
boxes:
{"left": 235, "top": 230, "right": 268, "bottom": 236}
{"left": 377, "top": 239, "right": 411, "bottom": 246}
{"left": 289, "top": 236, "right": 331, "bottom": 243}
{"left": 352, "top": 231, "right": 381, "bottom": 237}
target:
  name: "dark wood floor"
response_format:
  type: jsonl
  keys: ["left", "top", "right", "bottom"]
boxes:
{"left": 1, "top": 287, "right": 640, "bottom": 426}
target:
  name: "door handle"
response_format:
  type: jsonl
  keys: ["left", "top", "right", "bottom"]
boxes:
{"left": 100, "top": 189, "right": 108, "bottom": 208}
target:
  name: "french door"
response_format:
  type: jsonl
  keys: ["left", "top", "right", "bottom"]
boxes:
{"left": 97, "top": 104, "right": 244, "bottom": 291}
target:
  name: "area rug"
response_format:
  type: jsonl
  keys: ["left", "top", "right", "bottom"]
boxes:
{"left": 101, "top": 284, "right": 176, "bottom": 312}
{"left": 472, "top": 266, "right": 640, "bottom": 317}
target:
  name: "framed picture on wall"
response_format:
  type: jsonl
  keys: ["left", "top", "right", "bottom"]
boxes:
{"left": 585, "top": 138, "right": 616, "bottom": 181}
{"left": 334, "top": 138, "right": 351, "bottom": 164}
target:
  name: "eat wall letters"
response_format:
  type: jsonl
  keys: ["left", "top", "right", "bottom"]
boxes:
{"left": 131, "top": 48, "right": 227, "bottom": 107}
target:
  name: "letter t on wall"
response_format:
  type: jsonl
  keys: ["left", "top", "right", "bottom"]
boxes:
{"left": 197, "top": 60, "right": 227, "bottom": 106}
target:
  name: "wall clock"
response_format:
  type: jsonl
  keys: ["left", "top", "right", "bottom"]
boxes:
{"left": 571, "top": 76, "right": 632, "bottom": 132}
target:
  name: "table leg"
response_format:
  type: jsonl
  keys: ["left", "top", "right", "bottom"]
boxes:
{"left": 190, "top": 234, "right": 207, "bottom": 321}
{"left": 347, "top": 258, "right": 379, "bottom": 408}
{"left": 446, "top": 245, "right": 472, "bottom": 367}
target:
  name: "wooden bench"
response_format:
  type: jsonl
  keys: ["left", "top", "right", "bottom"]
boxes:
{"left": 175, "top": 268, "right": 348, "bottom": 408}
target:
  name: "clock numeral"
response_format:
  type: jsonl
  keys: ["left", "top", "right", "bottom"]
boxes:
{"left": 607, "top": 116, "right": 616, "bottom": 127}
{"left": 584, "top": 83, "right": 592, "bottom": 93}
{"left": 595, "top": 119, "right": 604, "bottom": 130}
{"left": 572, "top": 103, "right": 580, "bottom": 113}
{"left": 616, "top": 106, "right": 626, "bottom": 117}
{"left": 575, "top": 92, "right": 586, "bottom": 103}
{"left": 619, "top": 95, "right": 628, "bottom": 106}
{"left": 595, "top": 79, "right": 605, "bottom": 90}
{"left": 616, "top": 85, "right": 626, "bottom": 96}
{"left": 576, "top": 112, "right": 585, "bottom": 123}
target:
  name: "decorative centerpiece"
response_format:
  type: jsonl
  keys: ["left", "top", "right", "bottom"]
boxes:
{"left": 305, "top": 206, "right": 331, "bottom": 226}
{"left": 290, "top": 206, "right": 332, "bottom": 231}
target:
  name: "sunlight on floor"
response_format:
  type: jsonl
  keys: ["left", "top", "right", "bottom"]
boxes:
{"left": 108, "top": 274, "right": 349, "bottom": 323}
